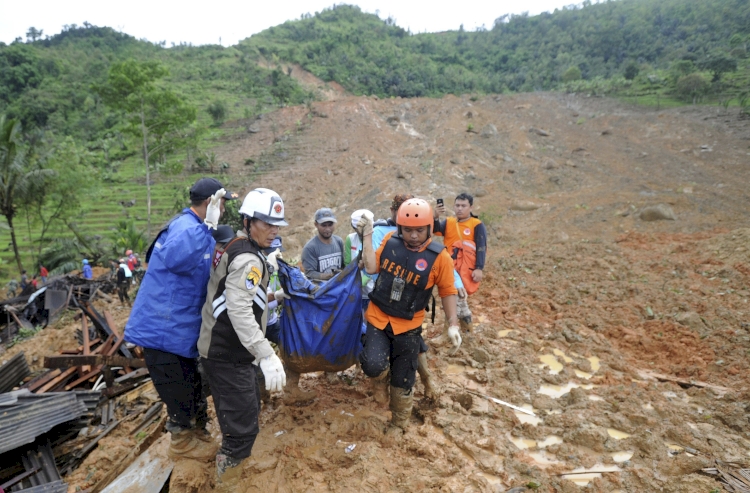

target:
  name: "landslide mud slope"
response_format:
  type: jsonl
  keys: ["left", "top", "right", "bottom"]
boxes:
{"left": 11, "top": 92, "right": 748, "bottom": 492}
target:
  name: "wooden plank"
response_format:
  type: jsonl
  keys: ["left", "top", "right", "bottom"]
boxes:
{"left": 64, "top": 367, "right": 102, "bottom": 391}
{"left": 82, "top": 315, "right": 91, "bottom": 373}
{"left": 44, "top": 355, "right": 146, "bottom": 369}
{"left": 36, "top": 367, "right": 77, "bottom": 393}
{"left": 103, "top": 311, "right": 121, "bottom": 339}
{"left": 25, "top": 369, "right": 61, "bottom": 392}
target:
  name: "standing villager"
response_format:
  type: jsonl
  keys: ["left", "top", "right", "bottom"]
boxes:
{"left": 198, "top": 188, "right": 288, "bottom": 488}
{"left": 116, "top": 258, "right": 132, "bottom": 306}
{"left": 301, "top": 208, "right": 344, "bottom": 280}
{"left": 81, "top": 260, "right": 93, "bottom": 280}
{"left": 123, "top": 177, "right": 234, "bottom": 461}
{"left": 39, "top": 264, "right": 48, "bottom": 284}
{"left": 6, "top": 278, "right": 18, "bottom": 298}
{"left": 433, "top": 193, "right": 487, "bottom": 330}
{"left": 359, "top": 198, "right": 462, "bottom": 439}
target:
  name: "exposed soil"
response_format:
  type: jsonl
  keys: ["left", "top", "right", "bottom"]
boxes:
{"left": 5, "top": 91, "right": 750, "bottom": 492}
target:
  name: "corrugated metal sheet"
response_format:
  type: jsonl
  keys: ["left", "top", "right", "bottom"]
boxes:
{"left": 15, "top": 480, "right": 68, "bottom": 492}
{"left": 0, "top": 390, "right": 87, "bottom": 455}
{"left": 0, "top": 352, "right": 31, "bottom": 393}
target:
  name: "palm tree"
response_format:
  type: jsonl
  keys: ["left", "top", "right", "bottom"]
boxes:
{"left": 0, "top": 115, "right": 53, "bottom": 274}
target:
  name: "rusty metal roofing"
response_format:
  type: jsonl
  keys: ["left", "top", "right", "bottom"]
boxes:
{"left": 0, "top": 390, "right": 87, "bottom": 455}
{"left": 0, "top": 352, "right": 31, "bottom": 394}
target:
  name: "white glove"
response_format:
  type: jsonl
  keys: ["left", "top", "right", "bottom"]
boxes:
{"left": 266, "top": 248, "right": 282, "bottom": 271}
{"left": 356, "top": 214, "right": 373, "bottom": 237}
{"left": 447, "top": 325, "right": 462, "bottom": 351}
{"left": 259, "top": 354, "right": 286, "bottom": 392}
{"left": 204, "top": 188, "right": 226, "bottom": 230}
{"left": 274, "top": 289, "right": 290, "bottom": 302}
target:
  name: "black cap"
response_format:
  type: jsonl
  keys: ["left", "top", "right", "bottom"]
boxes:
{"left": 189, "top": 178, "right": 237, "bottom": 202}
{"left": 212, "top": 225, "right": 236, "bottom": 244}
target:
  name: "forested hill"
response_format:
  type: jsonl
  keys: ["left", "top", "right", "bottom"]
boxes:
{"left": 240, "top": 0, "right": 750, "bottom": 97}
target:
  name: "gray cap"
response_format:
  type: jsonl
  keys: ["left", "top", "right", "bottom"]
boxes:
{"left": 314, "top": 208, "right": 337, "bottom": 224}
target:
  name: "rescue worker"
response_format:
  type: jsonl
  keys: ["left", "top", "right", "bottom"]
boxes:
{"left": 124, "top": 177, "right": 233, "bottom": 462}
{"left": 198, "top": 188, "right": 288, "bottom": 488}
{"left": 344, "top": 209, "right": 375, "bottom": 324}
{"left": 358, "top": 198, "right": 462, "bottom": 438}
{"left": 434, "top": 193, "right": 487, "bottom": 330}
{"left": 302, "top": 208, "right": 344, "bottom": 280}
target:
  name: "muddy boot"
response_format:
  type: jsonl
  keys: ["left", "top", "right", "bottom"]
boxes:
{"left": 459, "top": 315, "right": 473, "bottom": 332}
{"left": 371, "top": 369, "right": 390, "bottom": 405}
{"left": 283, "top": 369, "right": 317, "bottom": 403}
{"left": 168, "top": 428, "right": 218, "bottom": 462}
{"left": 417, "top": 352, "right": 440, "bottom": 400}
{"left": 216, "top": 453, "right": 244, "bottom": 492}
{"left": 385, "top": 386, "right": 414, "bottom": 441}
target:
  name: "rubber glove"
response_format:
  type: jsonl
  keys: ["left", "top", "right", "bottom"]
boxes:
{"left": 204, "top": 188, "right": 226, "bottom": 230}
{"left": 274, "top": 289, "right": 290, "bottom": 302}
{"left": 266, "top": 248, "right": 282, "bottom": 271}
{"left": 259, "top": 353, "right": 286, "bottom": 392}
{"left": 447, "top": 325, "right": 462, "bottom": 351}
{"left": 356, "top": 214, "right": 373, "bottom": 237}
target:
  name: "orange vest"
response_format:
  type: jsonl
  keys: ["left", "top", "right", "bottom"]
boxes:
{"left": 437, "top": 217, "right": 482, "bottom": 295}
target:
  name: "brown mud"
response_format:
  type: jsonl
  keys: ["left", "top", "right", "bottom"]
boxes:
{"left": 5, "top": 91, "right": 750, "bottom": 492}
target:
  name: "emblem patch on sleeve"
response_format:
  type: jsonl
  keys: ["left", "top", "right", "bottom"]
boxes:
{"left": 245, "top": 266, "right": 262, "bottom": 290}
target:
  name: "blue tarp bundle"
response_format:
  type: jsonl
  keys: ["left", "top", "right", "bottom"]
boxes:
{"left": 277, "top": 260, "right": 363, "bottom": 373}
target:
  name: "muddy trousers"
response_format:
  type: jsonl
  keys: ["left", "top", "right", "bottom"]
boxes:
{"left": 143, "top": 348, "right": 208, "bottom": 433}
{"left": 201, "top": 358, "right": 261, "bottom": 460}
{"left": 117, "top": 283, "right": 130, "bottom": 303}
{"left": 360, "top": 322, "right": 422, "bottom": 390}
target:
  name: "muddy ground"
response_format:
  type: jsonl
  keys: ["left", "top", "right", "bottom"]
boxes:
{"left": 3, "top": 91, "right": 750, "bottom": 492}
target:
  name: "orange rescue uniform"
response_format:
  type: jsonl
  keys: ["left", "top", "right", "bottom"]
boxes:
{"left": 365, "top": 232, "right": 457, "bottom": 335}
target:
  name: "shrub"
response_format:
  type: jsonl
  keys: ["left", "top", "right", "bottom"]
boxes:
{"left": 207, "top": 100, "right": 227, "bottom": 126}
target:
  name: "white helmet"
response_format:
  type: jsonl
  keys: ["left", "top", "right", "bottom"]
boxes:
{"left": 239, "top": 188, "right": 288, "bottom": 226}
{"left": 350, "top": 209, "right": 374, "bottom": 229}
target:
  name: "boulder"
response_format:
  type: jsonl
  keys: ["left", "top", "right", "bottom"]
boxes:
{"left": 639, "top": 204, "right": 676, "bottom": 221}
{"left": 480, "top": 124, "right": 498, "bottom": 138}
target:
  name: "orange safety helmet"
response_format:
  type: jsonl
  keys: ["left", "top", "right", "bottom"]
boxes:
{"left": 397, "top": 198, "right": 433, "bottom": 228}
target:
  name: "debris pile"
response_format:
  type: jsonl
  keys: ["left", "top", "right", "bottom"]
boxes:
{"left": 0, "top": 283, "right": 157, "bottom": 492}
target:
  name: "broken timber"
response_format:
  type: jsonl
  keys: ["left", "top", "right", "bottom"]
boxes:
{"left": 44, "top": 355, "right": 146, "bottom": 369}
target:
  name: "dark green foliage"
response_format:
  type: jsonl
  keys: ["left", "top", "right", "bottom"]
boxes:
{"left": 562, "top": 67, "right": 582, "bottom": 82}
{"left": 676, "top": 73, "right": 710, "bottom": 102}
{"left": 239, "top": 0, "right": 750, "bottom": 96}
{"left": 623, "top": 62, "right": 640, "bottom": 80}
{"left": 207, "top": 100, "right": 227, "bottom": 126}
{"left": 698, "top": 54, "right": 739, "bottom": 82}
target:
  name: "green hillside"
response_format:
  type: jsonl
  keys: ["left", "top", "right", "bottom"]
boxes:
{"left": 241, "top": 0, "right": 750, "bottom": 98}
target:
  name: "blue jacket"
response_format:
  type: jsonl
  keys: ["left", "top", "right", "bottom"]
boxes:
{"left": 124, "top": 209, "right": 215, "bottom": 358}
{"left": 82, "top": 265, "right": 93, "bottom": 280}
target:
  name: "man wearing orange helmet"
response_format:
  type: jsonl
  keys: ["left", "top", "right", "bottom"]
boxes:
{"left": 358, "top": 198, "right": 461, "bottom": 438}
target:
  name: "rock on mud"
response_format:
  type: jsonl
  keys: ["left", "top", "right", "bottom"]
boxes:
{"left": 471, "top": 347, "right": 491, "bottom": 364}
{"left": 639, "top": 204, "right": 676, "bottom": 221}
{"left": 510, "top": 201, "right": 542, "bottom": 211}
{"left": 480, "top": 124, "right": 498, "bottom": 138}
{"left": 674, "top": 312, "right": 706, "bottom": 334}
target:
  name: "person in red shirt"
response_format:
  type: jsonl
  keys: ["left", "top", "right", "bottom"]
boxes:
{"left": 39, "top": 264, "right": 48, "bottom": 284}
{"left": 358, "top": 198, "right": 462, "bottom": 439}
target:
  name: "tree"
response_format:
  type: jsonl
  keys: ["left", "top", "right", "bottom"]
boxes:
{"left": 0, "top": 115, "right": 54, "bottom": 273}
{"left": 698, "top": 54, "right": 738, "bottom": 82}
{"left": 676, "top": 73, "right": 709, "bottom": 104}
{"left": 20, "top": 136, "right": 96, "bottom": 260}
{"left": 623, "top": 61, "right": 639, "bottom": 80}
{"left": 94, "top": 59, "right": 196, "bottom": 238}
{"left": 562, "top": 66, "right": 582, "bottom": 82}
{"left": 207, "top": 100, "right": 227, "bottom": 126}
{"left": 25, "top": 27, "right": 43, "bottom": 42}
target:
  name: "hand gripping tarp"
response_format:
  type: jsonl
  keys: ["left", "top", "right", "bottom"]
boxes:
{"left": 277, "top": 259, "right": 363, "bottom": 373}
